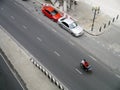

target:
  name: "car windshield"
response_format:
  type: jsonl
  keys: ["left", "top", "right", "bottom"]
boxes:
{"left": 69, "top": 22, "right": 78, "bottom": 29}
{"left": 51, "top": 10, "right": 58, "bottom": 15}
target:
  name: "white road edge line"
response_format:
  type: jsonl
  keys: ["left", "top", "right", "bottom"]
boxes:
{"left": 36, "top": 37, "right": 42, "bottom": 42}
{"left": 54, "top": 51, "right": 60, "bottom": 56}
{"left": 75, "top": 68, "right": 82, "bottom": 74}
{"left": 115, "top": 74, "right": 120, "bottom": 79}
{"left": 0, "top": 54, "right": 25, "bottom": 90}
{"left": 89, "top": 55, "right": 97, "bottom": 61}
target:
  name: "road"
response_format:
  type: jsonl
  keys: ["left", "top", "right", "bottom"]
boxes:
{"left": 0, "top": 0, "right": 120, "bottom": 90}
{"left": 0, "top": 53, "right": 23, "bottom": 90}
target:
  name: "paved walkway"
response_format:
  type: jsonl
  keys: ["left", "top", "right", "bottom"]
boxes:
{"left": 67, "top": 1, "right": 111, "bottom": 36}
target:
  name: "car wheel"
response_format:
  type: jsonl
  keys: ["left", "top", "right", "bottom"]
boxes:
{"left": 58, "top": 24, "right": 62, "bottom": 27}
{"left": 71, "top": 32, "right": 75, "bottom": 36}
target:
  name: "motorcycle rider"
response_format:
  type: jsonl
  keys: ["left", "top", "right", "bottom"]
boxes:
{"left": 81, "top": 59, "right": 89, "bottom": 69}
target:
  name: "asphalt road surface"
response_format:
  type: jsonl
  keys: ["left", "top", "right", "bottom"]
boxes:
{"left": 0, "top": 53, "right": 23, "bottom": 90}
{"left": 0, "top": 0, "right": 120, "bottom": 90}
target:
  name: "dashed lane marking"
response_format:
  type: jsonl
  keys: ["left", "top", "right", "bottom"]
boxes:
{"left": 10, "top": 16, "right": 15, "bottom": 20}
{"left": 51, "top": 29, "right": 57, "bottom": 33}
{"left": 38, "top": 19, "right": 42, "bottom": 22}
{"left": 113, "top": 51, "right": 116, "bottom": 54}
{"left": 69, "top": 40, "right": 75, "bottom": 46}
{"left": 22, "top": 25, "right": 27, "bottom": 29}
{"left": 89, "top": 55, "right": 97, "bottom": 61}
{"left": 116, "top": 74, "right": 120, "bottom": 79}
{"left": 102, "top": 44, "right": 105, "bottom": 47}
{"left": 1, "top": 8, "right": 4, "bottom": 10}
{"left": 14, "top": 2, "right": 18, "bottom": 5}
{"left": 91, "top": 38, "right": 95, "bottom": 41}
{"left": 25, "top": 9, "right": 30, "bottom": 14}
{"left": 36, "top": 37, "right": 42, "bottom": 42}
{"left": 75, "top": 68, "right": 82, "bottom": 75}
{"left": 96, "top": 41, "right": 100, "bottom": 44}
{"left": 54, "top": 51, "right": 60, "bottom": 56}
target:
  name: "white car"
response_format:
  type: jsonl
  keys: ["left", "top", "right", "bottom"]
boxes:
{"left": 58, "top": 17, "right": 84, "bottom": 37}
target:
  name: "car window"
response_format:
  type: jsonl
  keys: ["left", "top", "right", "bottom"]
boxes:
{"left": 51, "top": 10, "right": 58, "bottom": 15}
{"left": 45, "top": 10, "right": 51, "bottom": 14}
{"left": 61, "top": 18, "right": 66, "bottom": 21}
{"left": 69, "top": 22, "right": 78, "bottom": 29}
{"left": 62, "top": 22, "right": 69, "bottom": 27}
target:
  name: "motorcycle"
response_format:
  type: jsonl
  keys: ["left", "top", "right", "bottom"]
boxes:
{"left": 80, "top": 60, "right": 92, "bottom": 72}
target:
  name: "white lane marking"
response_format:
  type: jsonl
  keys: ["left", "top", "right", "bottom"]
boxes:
{"left": 14, "top": 2, "right": 17, "bottom": 5}
{"left": 38, "top": 19, "right": 42, "bottom": 22}
{"left": 54, "top": 51, "right": 60, "bottom": 56}
{"left": 38, "top": 19, "right": 46, "bottom": 25}
{"left": 0, "top": 54, "right": 25, "bottom": 90}
{"left": 10, "top": 16, "right": 15, "bottom": 20}
{"left": 36, "top": 37, "right": 42, "bottom": 42}
{"left": 113, "top": 52, "right": 116, "bottom": 54}
{"left": 22, "top": 25, "right": 27, "bottom": 29}
{"left": 115, "top": 74, "right": 120, "bottom": 79}
{"left": 107, "top": 47, "right": 110, "bottom": 50}
{"left": 92, "top": 38, "right": 95, "bottom": 41}
{"left": 75, "top": 68, "right": 82, "bottom": 74}
{"left": 25, "top": 9, "right": 29, "bottom": 13}
{"left": 14, "top": 2, "right": 20, "bottom": 6}
{"left": 69, "top": 40, "right": 75, "bottom": 46}
{"left": 51, "top": 28, "right": 57, "bottom": 33}
{"left": 1, "top": 8, "right": 4, "bottom": 10}
{"left": 102, "top": 44, "right": 105, "bottom": 47}
{"left": 89, "top": 55, "right": 97, "bottom": 61}
{"left": 96, "top": 41, "right": 100, "bottom": 44}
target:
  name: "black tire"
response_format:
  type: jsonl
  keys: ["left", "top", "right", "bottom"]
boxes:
{"left": 71, "top": 32, "right": 74, "bottom": 36}
{"left": 80, "top": 63, "right": 83, "bottom": 68}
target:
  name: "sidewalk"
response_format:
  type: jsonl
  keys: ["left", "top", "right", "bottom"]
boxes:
{"left": 32, "top": 0, "right": 120, "bottom": 36}
{"left": 74, "top": 0, "right": 120, "bottom": 36}
{"left": 67, "top": 1, "right": 111, "bottom": 36}
{"left": 82, "top": 0, "right": 120, "bottom": 18}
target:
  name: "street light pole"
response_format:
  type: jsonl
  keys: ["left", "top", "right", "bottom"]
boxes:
{"left": 70, "top": 0, "right": 73, "bottom": 9}
{"left": 91, "top": 7, "right": 100, "bottom": 31}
